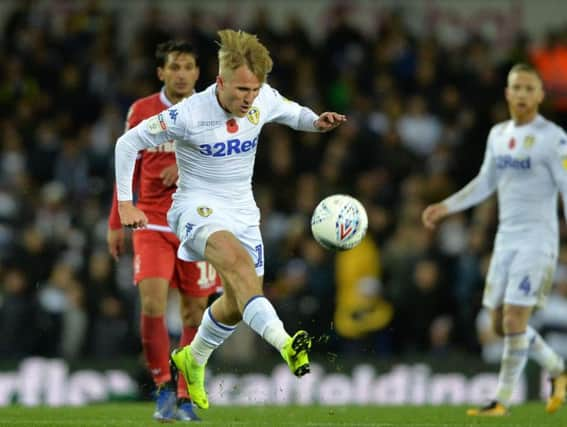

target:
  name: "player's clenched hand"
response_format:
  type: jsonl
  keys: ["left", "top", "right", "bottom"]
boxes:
{"left": 422, "top": 203, "right": 448, "bottom": 230}
{"left": 160, "top": 164, "right": 178, "bottom": 187}
{"left": 107, "top": 228, "right": 126, "bottom": 261}
{"left": 118, "top": 201, "right": 148, "bottom": 229}
{"left": 315, "top": 112, "right": 347, "bottom": 132}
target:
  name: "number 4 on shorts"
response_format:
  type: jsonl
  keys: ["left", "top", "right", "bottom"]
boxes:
{"left": 518, "top": 276, "right": 531, "bottom": 296}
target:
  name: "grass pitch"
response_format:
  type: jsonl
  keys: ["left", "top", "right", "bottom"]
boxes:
{"left": 0, "top": 402, "right": 565, "bottom": 426}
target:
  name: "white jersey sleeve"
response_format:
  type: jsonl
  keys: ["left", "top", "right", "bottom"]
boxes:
{"left": 115, "top": 101, "right": 190, "bottom": 201}
{"left": 545, "top": 127, "right": 567, "bottom": 222}
{"left": 443, "top": 126, "right": 499, "bottom": 214}
{"left": 263, "top": 84, "right": 319, "bottom": 131}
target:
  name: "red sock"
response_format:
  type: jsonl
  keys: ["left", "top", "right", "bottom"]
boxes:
{"left": 177, "top": 326, "right": 198, "bottom": 398}
{"left": 140, "top": 315, "right": 171, "bottom": 386}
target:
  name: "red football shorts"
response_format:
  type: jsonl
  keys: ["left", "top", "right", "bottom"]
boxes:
{"left": 132, "top": 229, "right": 220, "bottom": 297}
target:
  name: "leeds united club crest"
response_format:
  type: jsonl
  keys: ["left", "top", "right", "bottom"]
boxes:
{"left": 197, "top": 206, "right": 213, "bottom": 217}
{"left": 247, "top": 107, "right": 260, "bottom": 125}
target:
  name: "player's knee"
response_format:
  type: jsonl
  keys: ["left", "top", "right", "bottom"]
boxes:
{"left": 140, "top": 294, "right": 167, "bottom": 316}
{"left": 180, "top": 297, "right": 207, "bottom": 327}
{"left": 181, "top": 310, "right": 203, "bottom": 327}
{"left": 490, "top": 308, "right": 504, "bottom": 337}
{"left": 138, "top": 279, "right": 168, "bottom": 316}
{"left": 502, "top": 314, "right": 526, "bottom": 335}
{"left": 502, "top": 305, "right": 531, "bottom": 334}
{"left": 493, "top": 322, "right": 505, "bottom": 337}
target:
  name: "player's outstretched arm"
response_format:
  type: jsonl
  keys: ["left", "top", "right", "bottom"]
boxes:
{"left": 422, "top": 203, "right": 449, "bottom": 230}
{"left": 314, "top": 112, "right": 347, "bottom": 132}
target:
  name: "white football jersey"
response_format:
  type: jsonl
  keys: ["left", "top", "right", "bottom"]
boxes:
{"left": 115, "top": 83, "right": 318, "bottom": 209}
{"left": 444, "top": 115, "right": 567, "bottom": 255}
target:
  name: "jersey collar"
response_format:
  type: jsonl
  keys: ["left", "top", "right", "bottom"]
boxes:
{"left": 159, "top": 87, "right": 196, "bottom": 107}
{"left": 511, "top": 114, "right": 543, "bottom": 129}
{"left": 159, "top": 87, "right": 174, "bottom": 108}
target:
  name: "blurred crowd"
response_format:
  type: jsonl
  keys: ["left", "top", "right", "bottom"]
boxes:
{"left": 2, "top": 0, "right": 567, "bottom": 365}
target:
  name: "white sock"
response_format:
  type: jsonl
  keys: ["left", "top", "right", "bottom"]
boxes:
{"left": 527, "top": 325, "right": 564, "bottom": 377}
{"left": 496, "top": 332, "right": 529, "bottom": 406}
{"left": 189, "top": 307, "right": 238, "bottom": 365}
{"left": 242, "top": 296, "right": 290, "bottom": 351}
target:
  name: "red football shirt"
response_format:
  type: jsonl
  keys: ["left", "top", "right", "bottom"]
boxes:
{"left": 108, "top": 89, "right": 177, "bottom": 229}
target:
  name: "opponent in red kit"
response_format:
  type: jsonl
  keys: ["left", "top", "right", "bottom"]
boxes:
{"left": 107, "top": 40, "right": 219, "bottom": 422}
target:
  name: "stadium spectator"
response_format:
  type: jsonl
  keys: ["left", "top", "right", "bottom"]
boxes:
{"left": 451, "top": 225, "right": 489, "bottom": 350}
{"left": 395, "top": 256, "right": 452, "bottom": 354}
{"left": 334, "top": 221, "right": 393, "bottom": 356}
{"left": 91, "top": 294, "right": 130, "bottom": 360}
{"left": 531, "top": 30, "right": 567, "bottom": 116}
{"left": 37, "top": 261, "right": 78, "bottom": 357}
{"left": 59, "top": 278, "right": 88, "bottom": 360}
{"left": 0, "top": 267, "right": 42, "bottom": 358}
{"left": 396, "top": 94, "right": 442, "bottom": 157}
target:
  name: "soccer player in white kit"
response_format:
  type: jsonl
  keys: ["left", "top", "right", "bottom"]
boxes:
{"left": 114, "top": 29, "right": 346, "bottom": 410}
{"left": 422, "top": 63, "right": 567, "bottom": 416}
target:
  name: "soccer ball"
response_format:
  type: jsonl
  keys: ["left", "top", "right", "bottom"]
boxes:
{"left": 310, "top": 194, "right": 368, "bottom": 251}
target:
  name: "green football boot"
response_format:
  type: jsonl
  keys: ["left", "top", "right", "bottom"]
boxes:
{"left": 170, "top": 347, "right": 209, "bottom": 409}
{"left": 280, "top": 330, "right": 312, "bottom": 377}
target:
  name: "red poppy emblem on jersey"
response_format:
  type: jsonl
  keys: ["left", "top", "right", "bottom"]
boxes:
{"left": 226, "top": 119, "right": 239, "bottom": 133}
{"left": 508, "top": 138, "right": 516, "bottom": 149}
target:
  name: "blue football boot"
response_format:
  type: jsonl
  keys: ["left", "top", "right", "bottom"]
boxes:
{"left": 152, "top": 382, "right": 177, "bottom": 422}
{"left": 176, "top": 398, "right": 201, "bottom": 421}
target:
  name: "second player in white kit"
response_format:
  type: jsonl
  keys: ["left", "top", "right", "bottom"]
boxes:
{"left": 422, "top": 63, "right": 567, "bottom": 416}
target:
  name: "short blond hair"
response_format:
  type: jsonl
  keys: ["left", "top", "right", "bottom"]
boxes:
{"left": 508, "top": 63, "right": 542, "bottom": 83}
{"left": 217, "top": 29, "right": 273, "bottom": 83}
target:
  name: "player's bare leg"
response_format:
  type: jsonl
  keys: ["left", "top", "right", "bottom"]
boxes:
{"left": 171, "top": 231, "right": 311, "bottom": 409}
{"left": 205, "top": 231, "right": 311, "bottom": 376}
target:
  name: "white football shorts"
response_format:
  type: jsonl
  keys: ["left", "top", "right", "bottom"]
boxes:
{"left": 483, "top": 248, "right": 556, "bottom": 309}
{"left": 167, "top": 197, "right": 265, "bottom": 276}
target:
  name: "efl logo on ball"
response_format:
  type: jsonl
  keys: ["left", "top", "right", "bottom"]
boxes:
{"left": 311, "top": 194, "right": 368, "bottom": 251}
